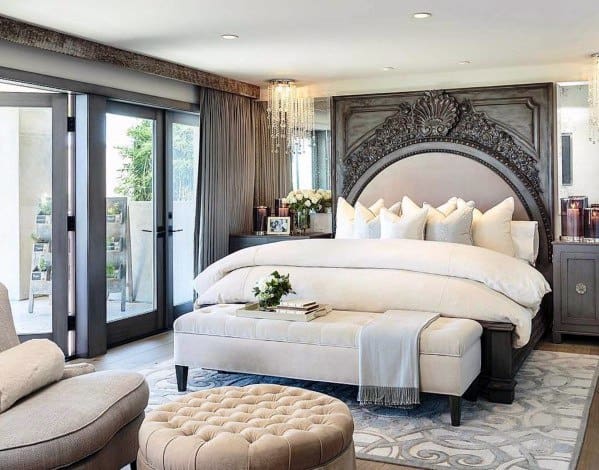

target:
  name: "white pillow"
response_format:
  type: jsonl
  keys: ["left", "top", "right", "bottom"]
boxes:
{"left": 424, "top": 204, "right": 474, "bottom": 244}
{"left": 353, "top": 202, "right": 381, "bottom": 239}
{"left": 401, "top": 196, "right": 457, "bottom": 216}
{"left": 461, "top": 197, "right": 515, "bottom": 256}
{"left": 511, "top": 220, "right": 539, "bottom": 265}
{"left": 380, "top": 206, "right": 429, "bottom": 240}
{"left": 402, "top": 196, "right": 472, "bottom": 244}
{"left": 335, "top": 197, "right": 399, "bottom": 239}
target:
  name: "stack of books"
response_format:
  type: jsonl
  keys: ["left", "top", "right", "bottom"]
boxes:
{"left": 236, "top": 300, "right": 332, "bottom": 322}
{"left": 275, "top": 300, "right": 332, "bottom": 319}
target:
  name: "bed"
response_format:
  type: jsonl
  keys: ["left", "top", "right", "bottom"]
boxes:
{"left": 184, "top": 83, "right": 555, "bottom": 405}
{"left": 329, "top": 83, "right": 555, "bottom": 403}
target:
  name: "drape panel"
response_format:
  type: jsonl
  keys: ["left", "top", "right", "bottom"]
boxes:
{"left": 194, "top": 89, "right": 291, "bottom": 273}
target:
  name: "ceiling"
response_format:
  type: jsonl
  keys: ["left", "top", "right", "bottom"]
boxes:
{"left": 0, "top": 0, "right": 597, "bottom": 90}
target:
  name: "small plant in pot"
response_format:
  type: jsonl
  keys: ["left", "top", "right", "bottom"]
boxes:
{"left": 252, "top": 271, "right": 294, "bottom": 310}
{"left": 106, "top": 262, "right": 120, "bottom": 280}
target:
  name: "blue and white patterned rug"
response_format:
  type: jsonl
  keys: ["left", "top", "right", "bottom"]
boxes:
{"left": 139, "top": 350, "right": 598, "bottom": 470}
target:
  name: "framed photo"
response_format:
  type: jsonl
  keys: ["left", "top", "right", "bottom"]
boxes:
{"left": 267, "top": 216, "right": 291, "bottom": 235}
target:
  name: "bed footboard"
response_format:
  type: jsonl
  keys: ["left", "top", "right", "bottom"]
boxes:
{"left": 477, "top": 297, "right": 550, "bottom": 404}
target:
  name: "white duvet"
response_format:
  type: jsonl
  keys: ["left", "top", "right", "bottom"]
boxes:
{"left": 193, "top": 239, "right": 551, "bottom": 347}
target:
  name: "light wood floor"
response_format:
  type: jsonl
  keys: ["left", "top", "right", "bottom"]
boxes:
{"left": 83, "top": 332, "right": 599, "bottom": 470}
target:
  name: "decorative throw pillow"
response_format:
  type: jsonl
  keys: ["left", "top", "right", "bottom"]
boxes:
{"left": 460, "top": 197, "right": 515, "bottom": 256}
{"left": 401, "top": 196, "right": 458, "bottom": 217}
{"left": 353, "top": 202, "right": 381, "bottom": 239}
{"left": 0, "top": 339, "right": 64, "bottom": 413}
{"left": 335, "top": 197, "right": 400, "bottom": 239}
{"left": 379, "top": 206, "right": 429, "bottom": 240}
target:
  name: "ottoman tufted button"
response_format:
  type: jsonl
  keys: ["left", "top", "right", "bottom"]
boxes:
{"left": 138, "top": 385, "right": 356, "bottom": 470}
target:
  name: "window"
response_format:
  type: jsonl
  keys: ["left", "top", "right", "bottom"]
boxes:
{"left": 291, "top": 130, "right": 331, "bottom": 190}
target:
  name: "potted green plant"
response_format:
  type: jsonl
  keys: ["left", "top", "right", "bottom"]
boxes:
{"left": 106, "top": 202, "right": 123, "bottom": 223}
{"left": 252, "top": 271, "right": 294, "bottom": 310}
{"left": 106, "top": 262, "right": 120, "bottom": 280}
{"left": 36, "top": 195, "right": 52, "bottom": 224}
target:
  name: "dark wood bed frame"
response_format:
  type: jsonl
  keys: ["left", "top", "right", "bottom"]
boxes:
{"left": 331, "top": 83, "right": 555, "bottom": 404}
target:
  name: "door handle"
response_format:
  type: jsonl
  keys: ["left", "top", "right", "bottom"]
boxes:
{"left": 168, "top": 227, "right": 183, "bottom": 234}
{"left": 142, "top": 227, "right": 166, "bottom": 238}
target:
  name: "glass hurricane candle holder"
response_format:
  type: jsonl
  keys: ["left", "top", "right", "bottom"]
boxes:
{"left": 274, "top": 198, "right": 290, "bottom": 217}
{"left": 584, "top": 205, "right": 599, "bottom": 241}
{"left": 560, "top": 196, "right": 588, "bottom": 241}
{"left": 253, "top": 206, "right": 270, "bottom": 235}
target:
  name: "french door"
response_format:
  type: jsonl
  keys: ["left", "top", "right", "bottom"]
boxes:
{"left": 104, "top": 102, "right": 199, "bottom": 345}
{"left": 0, "top": 92, "right": 69, "bottom": 354}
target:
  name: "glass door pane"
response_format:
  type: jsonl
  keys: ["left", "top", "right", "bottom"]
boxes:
{"left": 106, "top": 112, "right": 156, "bottom": 321}
{"left": 168, "top": 113, "right": 200, "bottom": 312}
{"left": 0, "top": 88, "right": 68, "bottom": 353}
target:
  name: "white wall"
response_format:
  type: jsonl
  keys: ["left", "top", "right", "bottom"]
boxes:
{"left": 0, "top": 40, "right": 199, "bottom": 103}
{"left": 557, "top": 84, "right": 599, "bottom": 204}
{"left": 0, "top": 108, "right": 52, "bottom": 300}
{"left": 302, "top": 61, "right": 589, "bottom": 97}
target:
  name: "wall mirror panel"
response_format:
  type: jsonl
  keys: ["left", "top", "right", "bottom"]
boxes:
{"left": 291, "top": 97, "right": 331, "bottom": 190}
{"left": 557, "top": 83, "right": 599, "bottom": 239}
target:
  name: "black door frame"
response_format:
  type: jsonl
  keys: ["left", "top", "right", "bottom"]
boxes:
{"left": 104, "top": 101, "right": 166, "bottom": 346}
{"left": 165, "top": 111, "right": 200, "bottom": 326}
{"left": 0, "top": 92, "right": 69, "bottom": 354}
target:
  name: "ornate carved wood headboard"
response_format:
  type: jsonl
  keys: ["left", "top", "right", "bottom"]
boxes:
{"left": 332, "top": 83, "right": 555, "bottom": 279}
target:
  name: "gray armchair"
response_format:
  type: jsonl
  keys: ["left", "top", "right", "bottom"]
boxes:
{"left": 0, "top": 283, "right": 148, "bottom": 469}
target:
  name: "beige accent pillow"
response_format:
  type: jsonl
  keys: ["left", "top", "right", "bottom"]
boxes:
{"left": 0, "top": 339, "right": 64, "bottom": 413}
{"left": 380, "top": 206, "right": 429, "bottom": 240}
{"left": 335, "top": 197, "right": 400, "bottom": 239}
{"left": 460, "top": 197, "right": 515, "bottom": 256}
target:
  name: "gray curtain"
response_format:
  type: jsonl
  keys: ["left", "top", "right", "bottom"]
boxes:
{"left": 194, "top": 89, "right": 291, "bottom": 273}
{"left": 253, "top": 101, "right": 291, "bottom": 205}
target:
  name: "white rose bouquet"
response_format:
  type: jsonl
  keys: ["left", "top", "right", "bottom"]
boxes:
{"left": 253, "top": 271, "right": 294, "bottom": 310}
{"left": 284, "top": 188, "right": 332, "bottom": 214}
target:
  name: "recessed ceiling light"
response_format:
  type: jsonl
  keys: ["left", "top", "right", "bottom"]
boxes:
{"left": 458, "top": 60, "right": 471, "bottom": 65}
{"left": 413, "top": 12, "right": 432, "bottom": 19}
{"left": 221, "top": 34, "right": 239, "bottom": 40}
{"left": 383, "top": 66, "right": 396, "bottom": 71}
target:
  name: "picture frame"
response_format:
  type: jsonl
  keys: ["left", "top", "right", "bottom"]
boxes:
{"left": 266, "top": 216, "right": 291, "bottom": 235}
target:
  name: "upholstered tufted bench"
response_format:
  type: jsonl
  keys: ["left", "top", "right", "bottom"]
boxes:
{"left": 138, "top": 384, "right": 356, "bottom": 470}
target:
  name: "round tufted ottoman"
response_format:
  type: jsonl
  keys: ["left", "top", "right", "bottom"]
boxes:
{"left": 138, "top": 384, "right": 356, "bottom": 470}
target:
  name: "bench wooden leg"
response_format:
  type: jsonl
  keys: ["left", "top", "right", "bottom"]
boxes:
{"left": 449, "top": 396, "right": 461, "bottom": 427}
{"left": 176, "top": 365, "right": 188, "bottom": 392}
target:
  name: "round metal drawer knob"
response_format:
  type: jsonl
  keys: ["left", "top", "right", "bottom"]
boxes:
{"left": 575, "top": 283, "right": 587, "bottom": 295}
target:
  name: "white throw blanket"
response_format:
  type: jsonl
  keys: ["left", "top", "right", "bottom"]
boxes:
{"left": 194, "top": 239, "right": 551, "bottom": 347}
{"left": 358, "top": 310, "right": 439, "bottom": 406}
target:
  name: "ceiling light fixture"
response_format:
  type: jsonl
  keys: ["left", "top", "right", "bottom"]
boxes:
{"left": 458, "top": 60, "right": 471, "bottom": 65}
{"left": 413, "top": 12, "right": 432, "bottom": 19}
{"left": 383, "top": 66, "right": 395, "bottom": 71}
{"left": 589, "top": 52, "right": 599, "bottom": 144}
{"left": 267, "top": 79, "right": 314, "bottom": 156}
{"left": 221, "top": 34, "right": 239, "bottom": 40}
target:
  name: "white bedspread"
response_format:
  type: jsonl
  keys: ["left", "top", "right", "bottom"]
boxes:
{"left": 193, "top": 239, "right": 551, "bottom": 347}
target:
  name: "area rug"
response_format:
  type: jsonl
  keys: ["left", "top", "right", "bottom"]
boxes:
{"left": 138, "top": 350, "right": 598, "bottom": 470}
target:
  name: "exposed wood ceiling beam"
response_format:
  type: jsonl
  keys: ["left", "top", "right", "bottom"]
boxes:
{"left": 0, "top": 15, "right": 260, "bottom": 99}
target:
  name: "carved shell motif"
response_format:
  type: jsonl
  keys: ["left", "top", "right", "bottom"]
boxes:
{"left": 413, "top": 91, "right": 459, "bottom": 137}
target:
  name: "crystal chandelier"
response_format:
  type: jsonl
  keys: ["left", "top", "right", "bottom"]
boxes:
{"left": 267, "top": 79, "right": 314, "bottom": 156}
{"left": 589, "top": 53, "right": 599, "bottom": 144}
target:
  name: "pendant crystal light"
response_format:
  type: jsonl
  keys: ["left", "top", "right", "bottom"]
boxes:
{"left": 267, "top": 79, "right": 314, "bottom": 156}
{"left": 589, "top": 53, "right": 599, "bottom": 144}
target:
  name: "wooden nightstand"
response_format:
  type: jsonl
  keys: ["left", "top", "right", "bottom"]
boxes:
{"left": 552, "top": 241, "right": 599, "bottom": 343}
{"left": 228, "top": 232, "right": 332, "bottom": 254}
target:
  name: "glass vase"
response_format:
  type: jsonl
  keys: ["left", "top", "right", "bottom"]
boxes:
{"left": 293, "top": 211, "right": 310, "bottom": 235}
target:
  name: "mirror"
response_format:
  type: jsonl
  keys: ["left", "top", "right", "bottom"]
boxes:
{"left": 556, "top": 83, "right": 599, "bottom": 238}
{"left": 291, "top": 97, "right": 331, "bottom": 190}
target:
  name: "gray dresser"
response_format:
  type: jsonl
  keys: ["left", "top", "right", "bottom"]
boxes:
{"left": 552, "top": 241, "right": 599, "bottom": 343}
